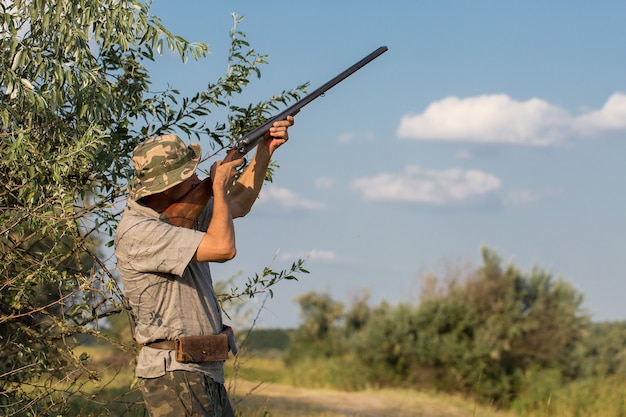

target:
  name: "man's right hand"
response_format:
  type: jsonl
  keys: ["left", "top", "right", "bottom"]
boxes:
{"left": 210, "top": 159, "right": 244, "bottom": 196}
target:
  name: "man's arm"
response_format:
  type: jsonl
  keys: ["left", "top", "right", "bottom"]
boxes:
{"left": 193, "top": 158, "right": 242, "bottom": 262}
{"left": 228, "top": 116, "right": 294, "bottom": 218}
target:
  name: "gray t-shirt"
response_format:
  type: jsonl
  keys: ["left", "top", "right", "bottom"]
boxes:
{"left": 114, "top": 198, "right": 225, "bottom": 383}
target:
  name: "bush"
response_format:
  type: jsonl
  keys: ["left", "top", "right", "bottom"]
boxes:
{"left": 353, "top": 247, "right": 589, "bottom": 405}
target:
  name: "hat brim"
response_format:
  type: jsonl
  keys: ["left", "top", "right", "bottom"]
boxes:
{"left": 128, "top": 143, "right": 202, "bottom": 200}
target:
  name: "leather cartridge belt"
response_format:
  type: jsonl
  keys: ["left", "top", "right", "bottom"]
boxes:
{"left": 144, "top": 339, "right": 176, "bottom": 350}
{"left": 142, "top": 326, "right": 238, "bottom": 363}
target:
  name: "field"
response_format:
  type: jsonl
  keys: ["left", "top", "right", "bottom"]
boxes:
{"left": 229, "top": 379, "right": 515, "bottom": 417}
{"left": 73, "top": 343, "right": 626, "bottom": 417}
{"left": 78, "top": 346, "right": 514, "bottom": 417}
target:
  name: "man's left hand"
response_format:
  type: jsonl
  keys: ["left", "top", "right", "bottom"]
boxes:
{"left": 264, "top": 115, "right": 295, "bottom": 154}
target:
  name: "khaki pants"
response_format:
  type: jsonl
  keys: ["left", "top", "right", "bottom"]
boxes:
{"left": 140, "top": 371, "right": 235, "bottom": 417}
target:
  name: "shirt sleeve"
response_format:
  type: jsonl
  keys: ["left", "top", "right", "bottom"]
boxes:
{"left": 116, "top": 217, "right": 205, "bottom": 277}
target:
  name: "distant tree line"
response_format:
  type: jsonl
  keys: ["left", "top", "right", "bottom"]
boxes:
{"left": 282, "top": 247, "right": 626, "bottom": 406}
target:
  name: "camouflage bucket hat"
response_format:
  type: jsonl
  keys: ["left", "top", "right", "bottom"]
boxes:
{"left": 128, "top": 134, "right": 202, "bottom": 200}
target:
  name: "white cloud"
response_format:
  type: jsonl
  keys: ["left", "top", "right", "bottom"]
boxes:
{"left": 338, "top": 131, "right": 376, "bottom": 145}
{"left": 574, "top": 92, "right": 626, "bottom": 134}
{"left": 279, "top": 249, "right": 338, "bottom": 263}
{"left": 258, "top": 185, "right": 325, "bottom": 212}
{"left": 397, "top": 92, "right": 626, "bottom": 146}
{"left": 503, "top": 188, "right": 564, "bottom": 207}
{"left": 309, "top": 249, "right": 337, "bottom": 262}
{"left": 314, "top": 177, "right": 336, "bottom": 190}
{"left": 350, "top": 165, "right": 501, "bottom": 206}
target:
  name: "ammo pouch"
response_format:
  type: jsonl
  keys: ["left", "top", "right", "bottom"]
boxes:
{"left": 175, "top": 334, "right": 229, "bottom": 363}
{"left": 174, "top": 325, "right": 238, "bottom": 363}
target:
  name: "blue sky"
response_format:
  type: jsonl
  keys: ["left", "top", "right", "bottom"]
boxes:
{"left": 146, "top": 0, "right": 626, "bottom": 328}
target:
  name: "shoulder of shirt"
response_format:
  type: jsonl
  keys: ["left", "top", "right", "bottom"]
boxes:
{"left": 124, "top": 198, "right": 160, "bottom": 220}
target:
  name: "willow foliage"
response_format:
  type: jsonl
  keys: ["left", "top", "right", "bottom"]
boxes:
{"left": 1, "top": 1, "right": 305, "bottom": 415}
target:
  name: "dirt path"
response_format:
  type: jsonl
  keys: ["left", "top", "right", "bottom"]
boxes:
{"left": 230, "top": 380, "right": 515, "bottom": 417}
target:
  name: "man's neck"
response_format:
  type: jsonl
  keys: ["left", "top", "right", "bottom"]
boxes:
{"left": 138, "top": 195, "right": 170, "bottom": 213}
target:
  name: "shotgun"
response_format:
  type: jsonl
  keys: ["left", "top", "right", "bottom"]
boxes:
{"left": 161, "top": 46, "right": 388, "bottom": 228}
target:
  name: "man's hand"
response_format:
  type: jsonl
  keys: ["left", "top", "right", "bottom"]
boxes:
{"left": 226, "top": 115, "right": 295, "bottom": 218}
{"left": 262, "top": 115, "right": 295, "bottom": 155}
{"left": 211, "top": 158, "right": 244, "bottom": 196}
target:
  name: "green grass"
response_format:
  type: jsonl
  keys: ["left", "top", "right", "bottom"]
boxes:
{"left": 61, "top": 346, "right": 626, "bottom": 417}
{"left": 512, "top": 373, "right": 626, "bottom": 417}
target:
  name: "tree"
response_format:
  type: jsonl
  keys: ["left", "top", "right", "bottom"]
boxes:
{"left": 577, "top": 321, "right": 626, "bottom": 378}
{"left": 1, "top": 1, "right": 306, "bottom": 415}
{"left": 352, "top": 301, "right": 423, "bottom": 386}
{"left": 352, "top": 247, "right": 589, "bottom": 405}
{"left": 344, "top": 289, "right": 372, "bottom": 335}
{"left": 285, "top": 291, "right": 345, "bottom": 363}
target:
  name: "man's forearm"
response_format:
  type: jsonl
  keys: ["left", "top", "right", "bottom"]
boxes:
{"left": 228, "top": 144, "right": 272, "bottom": 218}
{"left": 193, "top": 189, "right": 236, "bottom": 262}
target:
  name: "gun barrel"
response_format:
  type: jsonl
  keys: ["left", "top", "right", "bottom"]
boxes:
{"left": 233, "top": 46, "right": 388, "bottom": 154}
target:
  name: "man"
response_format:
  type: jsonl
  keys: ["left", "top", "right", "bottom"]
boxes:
{"left": 114, "top": 116, "right": 294, "bottom": 417}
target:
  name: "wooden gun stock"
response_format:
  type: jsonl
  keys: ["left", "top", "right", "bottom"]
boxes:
{"left": 159, "top": 177, "right": 213, "bottom": 228}
{"left": 159, "top": 147, "right": 245, "bottom": 228}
